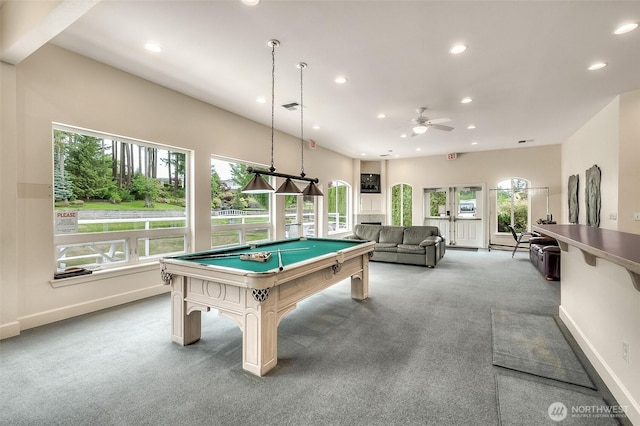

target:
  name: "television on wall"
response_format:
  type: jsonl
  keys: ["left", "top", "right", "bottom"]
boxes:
{"left": 360, "top": 174, "right": 381, "bottom": 193}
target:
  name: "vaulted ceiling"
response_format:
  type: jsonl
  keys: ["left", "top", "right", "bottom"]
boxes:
{"left": 3, "top": 1, "right": 640, "bottom": 159}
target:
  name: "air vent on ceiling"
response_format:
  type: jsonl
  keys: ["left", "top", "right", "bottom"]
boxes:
{"left": 281, "top": 102, "right": 299, "bottom": 111}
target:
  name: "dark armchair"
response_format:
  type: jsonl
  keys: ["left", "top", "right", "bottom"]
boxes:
{"left": 529, "top": 236, "right": 561, "bottom": 281}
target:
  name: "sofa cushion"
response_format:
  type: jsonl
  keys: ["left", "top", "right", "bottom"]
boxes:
{"left": 353, "top": 224, "right": 382, "bottom": 242}
{"left": 379, "top": 227, "right": 405, "bottom": 244}
{"left": 397, "top": 244, "right": 426, "bottom": 254}
{"left": 375, "top": 242, "right": 398, "bottom": 249}
{"left": 374, "top": 243, "right": 399, "bottom": 253}
{"left": 402, "top": 226, "right": 438, "bottom": 245}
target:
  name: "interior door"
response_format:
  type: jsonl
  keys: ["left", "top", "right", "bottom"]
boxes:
{"left": 424, "top": 185, "right": 484, "bottom": 248}
{"left": 452, "top": 186, "right": 484, "bottom": 247}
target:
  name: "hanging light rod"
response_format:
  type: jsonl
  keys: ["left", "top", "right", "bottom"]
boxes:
{"left": 242, "top": 39, "right": 321, "bottom": 195}
{"left": 246, "top": 166, "right": 319, "bottom": 184}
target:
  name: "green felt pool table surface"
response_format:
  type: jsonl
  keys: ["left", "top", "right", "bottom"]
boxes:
{"left": 171, "top": 238, "right": 367, "bottom": 273}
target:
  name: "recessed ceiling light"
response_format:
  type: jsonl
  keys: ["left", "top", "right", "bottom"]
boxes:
{"left": 400, "top": 134, "right": 408, "bottom": 138}
{"left": 450, "top": 44, "right": 468, "bottom": 54}
{"left": 416, "top": 148, "right": 422, "bottom": 151}
{"left": 241, "top": 0, "right": 260, "bottom": 5}
{"left": 361, "top": 153, "right": 367, "bottom": 156}
{"left": 377, "top": 113, "right": 386, "bottom": 119}
{"left": 461, "top": 97, "right": 473, "bottom": 104}
{"left": 467, "top": 124, "right": 476, "bottom": 130}
{"left": 471, "top": 141, "right": 478, "bottom": 145}
{"left": 335, "top": 76, "right": 348, "bottom": 84}
{"left": 256, "top": 96, "right": 266, "bottom": 103}
{"left": 614, "top": 23, "right": 638, "bottom": 35}
{"left": 144, "top": 42, "right": 162, "bottom": 53}
{"left": 312, "top": 125, "right": 320, "bottom": 130}
{"left": 588, "top": 62, "right": 607, "bottom": 71}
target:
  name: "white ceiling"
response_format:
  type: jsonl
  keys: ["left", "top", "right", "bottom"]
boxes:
{"left": 48, "top": 1, "right": 640, "bottom": 159}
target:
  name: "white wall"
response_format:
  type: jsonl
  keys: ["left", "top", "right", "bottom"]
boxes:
{"left": 0, "top": 44, "right": 353, "bottom": 337}
{"left": 559, "top": 91, "right": 640, "bottom": 425}
{"left": 618, "top": 90, "right": 640, "bottom": 234}
{"left": 1, "top": 62, "right": 20, "bottom": 337}
{"left": 561, "top": 97, "right": 619, "bottom": 230}
{"left": 385, "top": 145, "right": 562, "bottom": 247}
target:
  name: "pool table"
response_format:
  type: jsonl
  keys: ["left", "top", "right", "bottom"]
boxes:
{"left": 160, "top": 237, "right": 375, "bottom": 376}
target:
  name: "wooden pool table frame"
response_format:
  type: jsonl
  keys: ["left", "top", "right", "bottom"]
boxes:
{"left": 160, "top": 239, "right": 375, "bottom": 376}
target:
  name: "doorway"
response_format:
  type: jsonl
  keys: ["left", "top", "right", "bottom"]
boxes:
{"left": 285, "top": 194, "right": 318, "bottom": 238}
{"left": 423, "top": 185, "right": 484, "bottom": 248}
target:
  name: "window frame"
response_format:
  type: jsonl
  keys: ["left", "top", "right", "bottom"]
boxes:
{"left": 52, "top": 123, "right": 192, "bottom": 275}
{"left": 495, "top": 177, "right": 531, "bottom": 234}
{"left": 327, "top": 180, "right": 351, "bottom": 235}
{"left": 391, "top": 182, "right": 413, "bottom": 226}
{"left": 210, "top": 156, "right": 273, "bottom": 248}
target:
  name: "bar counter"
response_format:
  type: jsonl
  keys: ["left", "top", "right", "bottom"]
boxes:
{"left": 534, "top": 224, "right": 640, "bottom": 291}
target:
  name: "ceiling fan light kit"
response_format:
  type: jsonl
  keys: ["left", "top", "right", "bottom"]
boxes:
{"left": 409, "top": 107, "right": 454, "bottom": 137}
{"left": 242, "top": 40, "right": 322, "bottom": 196}
{"left": 413, "top": 125, "right": 428, "bottom": 134}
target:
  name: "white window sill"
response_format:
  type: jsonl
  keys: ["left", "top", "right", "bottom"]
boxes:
{"left": 49, "top": 262, "right": 160, "bottom": 288}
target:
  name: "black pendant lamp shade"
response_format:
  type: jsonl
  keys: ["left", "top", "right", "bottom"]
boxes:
{"left": 302, "top": 181, "right": 324, "bottom": 196}
{"left": 242, "top": 174, "right": 274, "bottom": 193}
{"left": 275, "top": 178, "right": 302, "bottom": 195}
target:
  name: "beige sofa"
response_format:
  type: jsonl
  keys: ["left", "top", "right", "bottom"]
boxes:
{"left": 345, "top": 224, "right": 445, "bottom": 267}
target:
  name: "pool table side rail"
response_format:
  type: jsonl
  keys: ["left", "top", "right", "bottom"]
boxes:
{"left": 160, "top": 239, "right": 375, "bottom": 290}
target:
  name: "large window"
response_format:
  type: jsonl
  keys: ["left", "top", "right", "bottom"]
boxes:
{"left": 496, "top": 177, "right": 530, "bottom": 233}
{"left": 53, "top": 125, "right": 190, "bottom": 273}
{"left": 210, "top": 157, "right": 272, "bottom": 248}
{"left": 391, "top": 183, "right": 412, "bottom": 226}
{"left": 327, "top": 180, "right": 350, "bottom": 234}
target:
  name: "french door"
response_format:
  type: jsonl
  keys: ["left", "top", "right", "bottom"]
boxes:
{"left": 285, "top": 195, "right": 318, "bottom": 238}
{"left": 423, "top": 185, "right": 484, "bottom": 248}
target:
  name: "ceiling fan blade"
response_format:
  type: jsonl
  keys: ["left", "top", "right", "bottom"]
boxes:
{"left": 427, "top": 117, "right": 451, "bottom": 124}
{"left": 430, "top": 124, "right": 454, "bottom": 131}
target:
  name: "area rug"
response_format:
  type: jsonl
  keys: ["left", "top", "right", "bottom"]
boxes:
{"left": 491, "top": 309, "right": 594, "bottom": 389}
{"left": 496, "top": 374, "right": 622, "bottom": 425}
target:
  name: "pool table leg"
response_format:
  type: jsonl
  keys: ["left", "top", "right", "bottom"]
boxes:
{"left": 171, "top": 277, "right": 202, "bottom": 345}
{"left": 241, "top": 288, "right": 278, "bottom": 376}
{"left": 350, "top": 256, "right": 370, "bottom": 300}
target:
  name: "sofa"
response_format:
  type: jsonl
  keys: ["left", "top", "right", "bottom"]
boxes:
{"left": 345, "top": 224, "right": 445, "bottom": 267}
{"left": 529, "top": 236, "right": 561, "bottom": 281}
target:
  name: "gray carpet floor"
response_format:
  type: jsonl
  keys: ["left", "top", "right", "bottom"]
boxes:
{"left": 0, "top": 249, "right": 629, "bottom": 425}
{"left": 496, "top": 374, "right": 620, "bottom": 426}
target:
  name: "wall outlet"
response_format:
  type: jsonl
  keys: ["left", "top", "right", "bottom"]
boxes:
{"left": 622, "top": 341, "right": 630, "bottom": 363}
{"left": 634, "top": 212, "right": 640, "bottom": 221}
{"left": 609, "top": 212, "right": 617, "bottom": 220}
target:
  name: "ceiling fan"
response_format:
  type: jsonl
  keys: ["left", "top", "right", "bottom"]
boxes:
{"left": 410, "top": 107, "right": 453, "bottom": 136}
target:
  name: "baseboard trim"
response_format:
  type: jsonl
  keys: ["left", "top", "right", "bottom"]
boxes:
{"left": 15, "top": 285, "right": 170, "bottom": 333}
{"left": 559, "top": 305, "right": 639, "bottom": 425}
{"left": 0, "top": 321, "right": 21, "bottom": 339}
